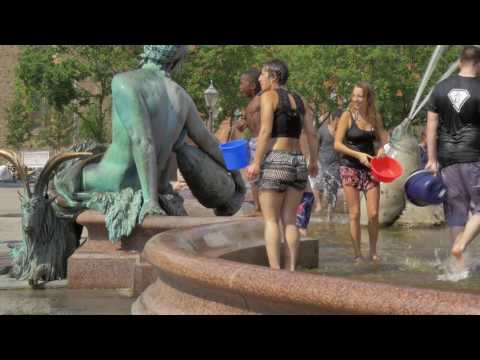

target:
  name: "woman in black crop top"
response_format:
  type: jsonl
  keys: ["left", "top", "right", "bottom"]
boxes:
{"left": 334, "top": 81, "right": 389, "bottom": 262}
{"left": 246, "top": 59, "right": 318, "bottom": 272}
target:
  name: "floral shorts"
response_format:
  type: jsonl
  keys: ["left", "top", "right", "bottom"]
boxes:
{"left": 340, "top": 166, "right": 379, "bottom": 193}
{"left": 257, "top": 151, "right": 308, "bottom": 192}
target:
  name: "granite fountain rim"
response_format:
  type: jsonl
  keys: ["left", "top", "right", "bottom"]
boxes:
{"left": 139, "top": 219, "right": 480, "bottom": 315}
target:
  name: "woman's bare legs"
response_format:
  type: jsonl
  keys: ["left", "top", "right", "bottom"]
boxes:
{"left": 282, "top": 187, "right": 305, "bottom": 271}
{"left": 343, "top": 185, "right": 362, "bottom": 260}
{"left": 365, "top": 185, "right": 380, "bottom": 261}
{"left": 259, "top": 190, "right": 285, "bottom": 270}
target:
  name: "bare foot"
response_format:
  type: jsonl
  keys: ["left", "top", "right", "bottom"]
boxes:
{"left": 314, "top": 207, "right": 322, "bottom": 214}
{"left": 370, "top": 254, "right": 381, "bottom": 262}
{"left": 451, "top": 243, "right": 465, "bottom": 259}
{"left": 353, "top": 256, "right": 365, "bottom": 264}
{"left": 299, "top": 228, "right": 308, "bottom": 237}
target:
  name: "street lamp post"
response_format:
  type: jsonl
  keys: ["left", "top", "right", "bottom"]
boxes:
{"left": 204, "top": 80, "right": 219, "bottom": 133}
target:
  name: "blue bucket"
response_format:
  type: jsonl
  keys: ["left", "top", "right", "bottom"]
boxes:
{"left": 405, "top": 169, "right": 447, "bottom": 207}
{"left": 219, "top": 139, "right": 251, "bottom": 171}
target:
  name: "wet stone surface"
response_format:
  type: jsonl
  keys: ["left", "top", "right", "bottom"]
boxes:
{"left": 0, "top": 184, "right": 136, "bottom": 315}
{"left": 0, "top": 287, "right": 135, "bottom": 315}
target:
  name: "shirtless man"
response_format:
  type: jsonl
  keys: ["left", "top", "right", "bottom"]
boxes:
{"left": 238, "top": 69, "right": 262, "bottom": 213}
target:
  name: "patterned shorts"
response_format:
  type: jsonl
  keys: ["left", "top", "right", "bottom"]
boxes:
{"left": 340, "top": 166, "right": 379, "bottom": 193}
{"left": 257, "top": 151, "right": 308, "bottom": 192}
{"left": 441, "top": 161, "right": 480, "bottom": 227}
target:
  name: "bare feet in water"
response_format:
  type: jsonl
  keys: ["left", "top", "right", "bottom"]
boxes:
{"left": 353, "top": 256, "right": 365, "bottom": 264}
{"left": 370, "top": 254, "right": 381, "bottom": 262}
{"left": 451, "top": 242, "right": 466, "bottom": 259}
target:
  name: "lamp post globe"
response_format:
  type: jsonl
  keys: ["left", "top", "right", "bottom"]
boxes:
{"left": 204, "top": 80, "right": 219, "bottom": 132}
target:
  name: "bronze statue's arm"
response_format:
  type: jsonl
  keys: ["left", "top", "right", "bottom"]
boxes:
{"left": 184, "top": 101, "right": 246, "bottom": 195}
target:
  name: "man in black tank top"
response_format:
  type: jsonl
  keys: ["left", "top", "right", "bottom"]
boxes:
{"left": 426, "top": 46, "right": 480, "bottom": 261}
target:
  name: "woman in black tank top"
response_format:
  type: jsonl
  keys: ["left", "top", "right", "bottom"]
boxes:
{"left": 334, "top": 82, "right": 389, "bottom": 262}
{"left": 246, "top": 59, "right": 318, "bottom": 272}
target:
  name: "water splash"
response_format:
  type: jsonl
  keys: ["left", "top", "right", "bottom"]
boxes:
{"left": 437, "top": 269, "right": 470, "bottom": 282}
{"left": 435, "top": 250, "right": 473, "bottom": 282}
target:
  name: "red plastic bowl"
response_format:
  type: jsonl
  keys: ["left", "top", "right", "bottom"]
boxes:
{"left": 370, "top": 156, "right": 403, "bottom": 183}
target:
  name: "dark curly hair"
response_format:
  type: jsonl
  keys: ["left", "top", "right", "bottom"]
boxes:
{"left": 242, "top": 68, "right": 262, "bottom": 95}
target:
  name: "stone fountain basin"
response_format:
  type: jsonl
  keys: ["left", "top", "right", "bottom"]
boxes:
{"left": 132, "top": 220, "right": 480, "bottom": 315}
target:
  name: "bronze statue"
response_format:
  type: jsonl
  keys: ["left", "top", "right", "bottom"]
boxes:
{"left": 0, "top": 45, "right": 245, "bottom": 286}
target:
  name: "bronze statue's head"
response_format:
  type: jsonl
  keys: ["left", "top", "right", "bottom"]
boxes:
{"left": 141, "top": 45, "right": 189, "bottom": 74}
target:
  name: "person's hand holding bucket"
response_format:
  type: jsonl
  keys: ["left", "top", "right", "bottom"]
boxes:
{"left": 376, "top": 147, "right": 386, "bottom": 159}
{"left": 357, "top": 152, "right": 374, "bottom": 168}
{"left": 425, "top": 159, "right": 440, "bottom": 176}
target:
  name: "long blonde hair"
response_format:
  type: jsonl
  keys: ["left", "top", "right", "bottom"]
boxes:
{"left": 348, "top": 81, "right": 378, "bottom": 128}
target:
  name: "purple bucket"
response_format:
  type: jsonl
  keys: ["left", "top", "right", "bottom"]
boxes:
{"left": 405, "top": 169, "right": 447, "bottom": 207}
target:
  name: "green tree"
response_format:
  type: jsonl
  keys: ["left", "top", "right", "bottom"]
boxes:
{"left": 174, "top": 45, "right": 272, "bottom": 128}
{"left": 6, "top": 80, "right": 36, "bottom": 149}
{"left": 11, "top": 44, "right": 465, "bottom": 151}
{"left": 270, "top": 45, "right": 463, "bottom": 128}
{"left": 14, "top": 45, "right": 143, "bottom": 145}
{"left": 37, "top": 108, "right": 75, "bottom": 151}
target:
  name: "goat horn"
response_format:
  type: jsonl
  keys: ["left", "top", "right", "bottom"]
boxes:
{"left": 0, "top": 149, "right": 31, "bottom": 198}
{"left": 33, "top": 152, "right": 93, "bottom": 196}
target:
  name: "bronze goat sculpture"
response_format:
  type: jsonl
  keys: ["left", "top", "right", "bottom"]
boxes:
{"left": 0, "top": 150, "right": 91, "bottom": 287}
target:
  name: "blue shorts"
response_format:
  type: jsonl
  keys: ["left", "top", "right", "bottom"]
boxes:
{"left": 441, "top": 161, "right": 480, "bottom": 227}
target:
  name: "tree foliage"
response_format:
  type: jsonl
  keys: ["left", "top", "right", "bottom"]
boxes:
{"left": 5, "top": 78, "right": 39, "bottom": 149}
{"left": 9, "top": 45, "right": 467, "bottom": 150}
{"left": 14, "top": 45, "right": 143, "bottom": 146}
{"left": 175, "top": 45, "right": 464, "bottom": 129}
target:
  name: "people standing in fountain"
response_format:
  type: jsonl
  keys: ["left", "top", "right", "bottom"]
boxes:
{"left": 238, "top": 69, "right": 262, "bottom": 215}
{"left": 334, "top": 82, "right": 389, "bottom": 262}
{"left": 318, "top": 109, "right": 343, "bottom": 221}
{"left": 246, "top": 59, "right": 318, "bottom": 271}
{"left": 425, "top": 46, "right": 480, "bottom": 261}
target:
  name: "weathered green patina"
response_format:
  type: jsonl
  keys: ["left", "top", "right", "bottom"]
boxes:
{"left": 0, "top": 45, "right": 245, "bottom": 286}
